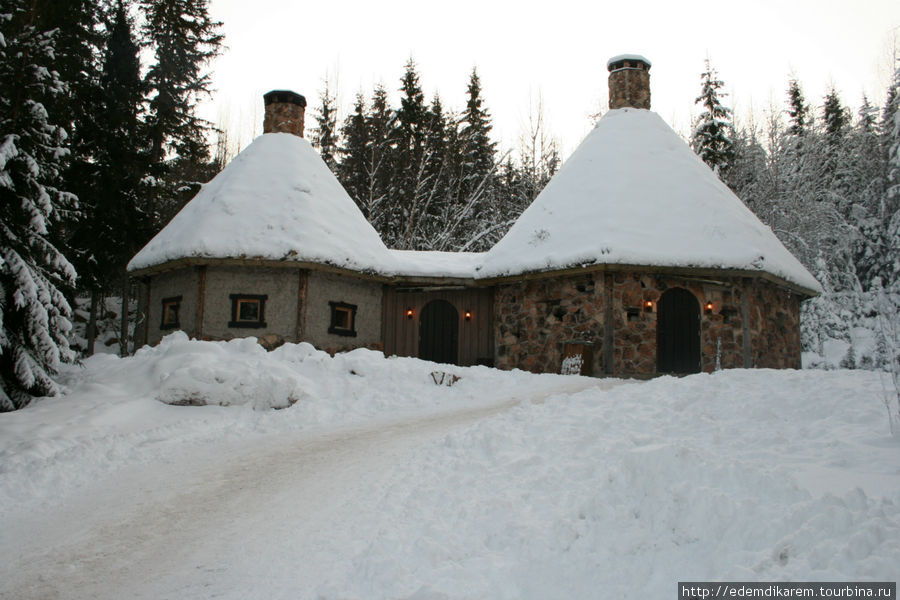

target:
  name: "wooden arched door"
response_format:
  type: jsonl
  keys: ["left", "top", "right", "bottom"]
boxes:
{"left": 657, "top": 288, "right": 701, "bottom": 374}
{"left": 419, "top": 300, "right": 459, "bottom": 365}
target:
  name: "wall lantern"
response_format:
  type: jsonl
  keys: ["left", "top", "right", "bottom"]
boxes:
{"left": 704, "top": 301, "right": 714, "bottom": 315}
{"left": 406, "top": 308, "right": 414, "bottom": 320}
{"left": 464, "top": 310, "right": 472, "bottom": 321}
{"left": 643, "top": 300, "right": 654, "bottom": 312}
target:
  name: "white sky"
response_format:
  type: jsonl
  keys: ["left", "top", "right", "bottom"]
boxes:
{"left": 202, "top": 0, "right": 900, "bottom": 158}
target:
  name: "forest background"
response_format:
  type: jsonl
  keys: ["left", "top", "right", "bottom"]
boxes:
{"left": 1, "top": 0, "right": 898, "bottom": 411}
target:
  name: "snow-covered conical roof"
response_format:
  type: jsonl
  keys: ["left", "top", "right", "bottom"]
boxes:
{"left": 476, "top": 108, "right": 821, "bottom": 294}
{"left": 128, "top": 133, "right": 395, "bottom": 274}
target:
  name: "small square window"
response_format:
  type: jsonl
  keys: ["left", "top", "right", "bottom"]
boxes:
{"left": 160, "top": 296, "right": 182, "bottom": 330}
{"left": 229, "top": 294, "right": 267, "bottom": 328}
{"left": 328, "top": 301, "right": 357, "bottom": 337}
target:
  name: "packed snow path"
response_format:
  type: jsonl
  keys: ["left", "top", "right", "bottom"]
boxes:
{"left": 3, "top": 377, "right": 604, "bottom": 600}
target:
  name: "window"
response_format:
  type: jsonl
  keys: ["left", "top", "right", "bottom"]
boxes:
{"left": 328, "top": 301, "right": 357, "bottom": 337}
{"left": 160, "top": 296, "right": 182, "bottom": 330}
{"left": 228, "top": 294, "right": 267, "bottom": 328}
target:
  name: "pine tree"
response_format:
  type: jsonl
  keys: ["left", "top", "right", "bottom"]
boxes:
{"left": 458, "top": 68, "right": 497, "bottom": 203}
{"left": 363, "top": 84, "right": 395, "bottom": 233}
{"left": 849, "top": 95, "right": 890, "bottom": 290}
{"left": 340, "top": 92, "right": 372, "bottom": 216}
{"left": 311, "top": 80, "right": 339, "bottom": 171}
{"left": 390, "top": 59, "right": 428, "bottom": 248}
{"left": 140, "top": 0, "right": 223, "bottom": 225}
{"left": 786, "top": 78, "right": 811, "bottom": 137}
{"left": 84, "top": 0, "right": 150, "bottom": 356}
{"left": 883, "top": 59, "right": 900, "bottom": 291}
{"left": 823, "top": 87, "right": 850, "bottom": 138}
{"left": 0, "top": 2, "right": 77, "bottom": 409}
{"left": 690, "top": 59, "right": 734, "bottom": 178}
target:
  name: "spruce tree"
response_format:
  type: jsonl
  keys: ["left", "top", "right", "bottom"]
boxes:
{"left": 823, "top": 87, "right": 850, "bottom": 138}
{"left": 391, "top": 59, "right": 427, "bottom": 248}
{"left": 786, "top": 78, "right": 811, "bottom": 137}
{"left": 340, "top": 92, "right": 372, "bottom": 217}
{"left": 690, "top": 59, "right": 734, "bottom": 178}
{"left": 311, "top": 80, "right": 339, "bottom": 171}
{"left": 0, "top": 2, "right": 77, "bottom": 409}
{"left": 458, "top": 68, "right": 497, "bottom": 203}
{"left": 79, "top": 0, "right": 149, "bottom": 355}
{"left": 140, "top": 0, "right": 223, "bottom": 225}
{"left": 362, "top": 84, "right": 395, "bottom": 233}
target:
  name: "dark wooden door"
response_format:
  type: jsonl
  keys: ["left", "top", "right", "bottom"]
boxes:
{"left": 657, "top": 288, "right": 701, "bottom": 374}
{"left": 419, "top": 300, "right": 459, "bottom": 365}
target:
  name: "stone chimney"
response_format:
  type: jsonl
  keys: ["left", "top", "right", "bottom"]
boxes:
{"left": 263, "top": 90, "right": 307, "bottom": 137}
{"left": 607, "top": 55, "right": 651, "bottom": 110}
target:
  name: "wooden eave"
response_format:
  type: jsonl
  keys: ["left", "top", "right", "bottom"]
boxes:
{"left": 130, "top": 257, "right": 819, "bottom": 298}
{"left": 473, "top": 262, "right": 820, "bottom": 298}
{"left": 128, "top": 256, "right": 392, "bottom": 283}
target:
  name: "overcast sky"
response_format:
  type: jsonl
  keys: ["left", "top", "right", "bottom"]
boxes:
{"left": 202, "top": 0, "right": 900, "bottom": 158}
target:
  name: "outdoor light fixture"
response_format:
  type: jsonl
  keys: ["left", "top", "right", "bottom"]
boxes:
{"left": 643, "top": 300, "right": 654, "bottom": 312}
{"left": 406, "top": 308, "right": 414, "bottom": 320}
{"left": 464, "top": 310, "right": 472, "bottom": 321}
{"left": 705, "top": 301, "right": 714, "bottom": 315}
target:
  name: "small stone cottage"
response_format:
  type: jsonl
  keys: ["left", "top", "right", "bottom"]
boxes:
{"left": 128, "top": 56, "right": 821, "bottom": 377}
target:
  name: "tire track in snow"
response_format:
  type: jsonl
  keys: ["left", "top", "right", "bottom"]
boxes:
{"left": 2, "top": 377, "right": 612, "bottom": 600}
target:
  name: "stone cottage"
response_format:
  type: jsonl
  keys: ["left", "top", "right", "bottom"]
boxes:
{"left": 128, "top": 56, "right": 821, "bottom": 377}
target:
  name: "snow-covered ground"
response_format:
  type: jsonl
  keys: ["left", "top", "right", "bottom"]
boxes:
{"left": 1, "top": 335, "right": 898, "bottom": 599}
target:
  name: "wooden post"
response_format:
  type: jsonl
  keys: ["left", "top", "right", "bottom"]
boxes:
{"left": 296, "top": 270, "right": 307, "bottom": 341}
{"left": 741, "top": 282, "right": 752, "bottom": 368}
{"left": 603, "top": 273, "right": 615, "bottom": 375}
{"left": 196, "top": 266, "right": 207, "bottom": 339}
{"left": 144, "top": 278, "right": 152, "bottom": 346}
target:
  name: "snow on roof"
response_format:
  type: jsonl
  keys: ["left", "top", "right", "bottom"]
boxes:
{"left": 388, "top": 249, "right": 484, "bottom": 279}
{"left": 607, "top": 54, "right": 651, "bottom": 68}
{"left": 128, "top": 133, "right": 395, "bottom": 274}
{"left": 476, "top": 109, "right": 822, "bottom": 293}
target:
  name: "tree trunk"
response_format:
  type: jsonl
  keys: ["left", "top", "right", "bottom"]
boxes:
{"left": 119, "top": 276, "right": 130, "bottom": 357}
{"left": 86, "top": 290, "right": 99, "bottom": 356}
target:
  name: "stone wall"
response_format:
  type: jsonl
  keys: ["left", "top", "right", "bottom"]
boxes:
{"left": 495, "top": 273, "right": 607, "bottom": 375}
{"left": 494, "top": 270, "right": 804, "bottom": 377}
{"left": 746, "top": 279, "right": 803, "bottom": 369}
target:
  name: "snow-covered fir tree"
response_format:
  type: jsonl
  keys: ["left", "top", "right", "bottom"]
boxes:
{"left": 311, "top": 80, "right": 339, "bottom": 171}
{"left": 0, "top": 2, "right": 77, "bottom": 410}
{"left": 690, "top": 59, "right": 734, "bottom": 178}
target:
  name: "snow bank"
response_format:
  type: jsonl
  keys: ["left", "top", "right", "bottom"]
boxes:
{"left": 329, "top": 369, "right": 900, "bottom": 597}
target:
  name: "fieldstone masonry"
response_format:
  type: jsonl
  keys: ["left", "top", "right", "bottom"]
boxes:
{"left": 495, "top": 270, "right": 803, "bottom": 377}
{"left": 608, "top": 56, "right": 651, "bottom": 110}
{"left": 263, "top": 90, "right": 306, "bottom": 137}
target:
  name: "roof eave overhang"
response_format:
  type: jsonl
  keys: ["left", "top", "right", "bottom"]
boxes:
{"left": 131, "top": 258, "right": 820, "bottom": 298}
{"left": 475, "top": 262, "right": 820, "bottom": 298}
{"left": 127, "top": 256, "right": 392, "bottom": 283}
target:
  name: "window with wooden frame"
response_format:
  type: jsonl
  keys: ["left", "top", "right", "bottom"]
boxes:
{"left": 228, "top": 294, "right": 267, "bottom": 328}
{"left": 328, "top": 301, "right": 357, "bottom": 337}
{"left": 160, "top": 296, "right": 182, "bottom": 330}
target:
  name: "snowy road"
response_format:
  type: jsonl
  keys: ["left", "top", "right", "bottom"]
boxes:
{"left": 3, "top": 377, "right": 602, "bottom": 600}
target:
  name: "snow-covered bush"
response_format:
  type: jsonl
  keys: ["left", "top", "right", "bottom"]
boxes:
{"left": 801, "top": 289, "right": 898, "bottom": 371}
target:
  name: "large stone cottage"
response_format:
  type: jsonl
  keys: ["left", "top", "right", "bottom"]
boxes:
{"left": 128, "top": 56, "right": 821, "bottom": 377}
